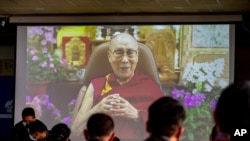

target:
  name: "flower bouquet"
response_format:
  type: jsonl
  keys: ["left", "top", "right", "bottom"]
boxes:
{"left": 171, "top": 58, "right": 228, "bottom": 140}
{"left": 27, "top": 47, "right": 67, "bottom": 82}
{"left": 26, "top": 26, "right": 67, "bottom": 97}
{"left": 27, "top": 26, "right": 67, "bottom": 82}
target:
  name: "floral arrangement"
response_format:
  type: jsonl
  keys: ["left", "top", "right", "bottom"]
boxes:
{"left": 27, "top": 47, "right": 67, "bottom": 82}
{"left": 26, "top": 94, "right": 76, "bottom": 125}
{"left": 182, "top": 58, "right": 228, "bottom": 93}
{"left": 27, "top": 26, "right": 67, "bottom": 82}
{"left": 171, "top": 58, "right": 228, "bottom": 140}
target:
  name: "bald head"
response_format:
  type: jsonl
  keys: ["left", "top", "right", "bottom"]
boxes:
{"left": 110, "top": 33, "right": 138, "bottom": 50}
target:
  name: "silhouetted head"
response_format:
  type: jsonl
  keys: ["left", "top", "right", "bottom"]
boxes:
{"left": 84, "top": 113, "right": 115, "bottom": 141}
{"left": 215, "top": 81, "right": 250, "bottom": 134}
{"left": 21, "top": 107, "right": 36, "bottom": 125}
{"left": 147, "top": 96, "right": 186, "bottom": 138}
{"left": 51, "top": 123, "right": 71, "bottom": 141}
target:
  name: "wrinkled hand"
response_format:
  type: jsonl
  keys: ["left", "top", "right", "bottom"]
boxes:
{"left": 93, "top": 94, "right": 121, "bottom": 113}
{"left": 109, "top": 95, "right": 139, "bottom": 120}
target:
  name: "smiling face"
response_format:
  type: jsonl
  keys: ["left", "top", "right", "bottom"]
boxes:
{"left": 108, "top": 33, "right": 139, "bottom": 84}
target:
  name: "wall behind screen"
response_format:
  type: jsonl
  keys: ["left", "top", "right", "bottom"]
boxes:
{"left": 0, "top": 14, "right": 250, "bottom": 140}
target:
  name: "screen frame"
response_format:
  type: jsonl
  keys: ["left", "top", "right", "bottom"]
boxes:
{"left": 15, "top": 23, "right": 235, "bottom": 124}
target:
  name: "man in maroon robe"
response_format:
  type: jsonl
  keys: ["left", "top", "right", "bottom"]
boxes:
{"left": 71, "top": 33, "right": 164, "bottom": 141}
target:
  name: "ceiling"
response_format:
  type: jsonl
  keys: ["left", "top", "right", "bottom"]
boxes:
{"left": 0, "top": 0, "right": 250, "bottom": 16}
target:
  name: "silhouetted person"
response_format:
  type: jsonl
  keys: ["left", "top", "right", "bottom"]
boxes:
{"left": 27, "top": 120, "right": 51, "bottom": 141}
{"left": 84, "top": 113, "right": 115, "bottom": 141}
{"left": 71, "top": 33, "right": 164, "bottom": 140}
{"left": 213, "top": 81, "right": 250, "bottom": 141}
{"left": 209, "top": 125, "right": 218, "bottom": 141}
{"left": 14, "top": 107, "right": 38, "bottom": 141}
{"left": 51, "top": 123, "right": 71, "bottom": 141}
{"left": 145, "top": 96, "right": 186, "bottom": 141}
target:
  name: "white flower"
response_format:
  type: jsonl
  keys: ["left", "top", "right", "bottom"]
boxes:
{"left": 204, "top": 83, "right": 212, "bottom": 92}
{"left": 219, "top": 79, "right": 229, "bottom": 88}
{"left": 182, "top": 58, "right": 227, "bottom": 92}
{"left": 192, "top": 89, "right": 198, "bottom": 93}
{"left": 183, "top": 63, "right": 192, "bottom": 79}
{"left": 206, "top": 73, "right": 216, "bottom": 86}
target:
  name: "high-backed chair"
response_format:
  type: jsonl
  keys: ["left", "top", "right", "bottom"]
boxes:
{"left": 72, "top": 41, "right": 161, "bottom": 118}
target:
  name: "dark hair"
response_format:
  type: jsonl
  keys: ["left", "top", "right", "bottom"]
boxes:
{"left": 51, "top": 123, "right": 71, "bottom": 141}
{"left": 87, "top": 113, "right": 114, "bottom": 137}
{"left": 27, "top": 120, "right": 47, "bottom": 134}
{"left": 22, "top": 107, "right": 35, "bottom": 118}
{"left": 215, "top": 81, "right": 250, "bottom": 133}
{"left": 147, "top": 96, "right": 186, "bottom": 137}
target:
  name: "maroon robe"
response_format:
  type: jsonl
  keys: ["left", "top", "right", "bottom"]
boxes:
{"left": 92, "top": 70, "right": 165, "bottom": 141}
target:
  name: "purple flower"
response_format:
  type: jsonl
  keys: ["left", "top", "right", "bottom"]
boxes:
{"left": 26, "top": 96, "right": 32, "bottom": 102}
{"left": 51, "top": 38, "right": 57, "bottom": 44}
{"left": 42, "top": 96, "right": 50, "bottom": 105}
{"left": 44, "top": 26, "right": 54, "bottom": 31}
{"left": 41, "top": 61, "right": 47, "bottom": 68}
{"left": 69, "top": 99, "right": 76, "bottom": 106}
{"left": 183, "top": 95, "right": 195, "bottom": 107}
{"left": 32, "top": 56, "right": 39, "bottom": 61}
{"left": 209, "top": 100, "right": 217, "bottom": 109}
{"left": 171, "top": 88, "right": 207, "bottom": 108}
{"left": 183, "top": 92, "right": 206, "bottom": 108}
{"left": 41, "top": 39, "right": 47, "bottom": 46}
{"left": 171, "top": 88, "right": 185, "bottom": 99}
{"left": 60, "top": 59, "right": 67, "bottom": 67}
{"left": 42, "top": 47, "right": 48, "bottom": 53}
{"left": 63, "top": 116, "right": 72, "bottom": 125}
{"left": 28, "top": 27, "right": 44, "bottom": 35}
{"left": 50, "top": 63, "right": 55, "bottom": 68}
{"left": 45, "top": 102, "right": 53, "bottom": 110}
{"left": 44, "top": 32, "right": 54, "bottom": 41}
{"left": 47, "top": 54, "right": 54, "bottom": 62}
{"left": 52, "top": 109, "right": 61, "bottom": 117}
{"left": 30, "top": 49, "right": 37, "bottom": 55}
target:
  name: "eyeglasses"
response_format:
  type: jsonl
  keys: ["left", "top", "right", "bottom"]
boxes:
{"left": 109, "top": 49, "right": 138, "bottom": 59}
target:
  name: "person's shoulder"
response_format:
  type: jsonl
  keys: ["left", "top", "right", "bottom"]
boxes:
{"left": 135, "top": 70, "right": 159, "bottom": 86}
{"left": 91, "top": 74, "right": 110, "bottom": 85}
{"left": 92, "top": 76, "right": 106, "bottom": 81}
{"left": 14, "top": 121, "right": 23, "bottom": 128}
{"left": 135, "top": 70, "right": 152, "bottom": 80}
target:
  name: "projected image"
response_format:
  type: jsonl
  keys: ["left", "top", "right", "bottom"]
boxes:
{"left": 18, "top": 25, "right": 230, "bottom": 141}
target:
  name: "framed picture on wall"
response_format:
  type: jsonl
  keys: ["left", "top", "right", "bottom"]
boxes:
{"left": 191, "top": 25, "right": 230, "bottom": 48}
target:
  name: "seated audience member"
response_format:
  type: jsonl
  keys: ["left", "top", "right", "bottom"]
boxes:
{"left": 213, "top": 81, "right": 250, "bottom": 141}
{"left": 50, "top": 123, "right": 71, "bottom": 141}
{"left": 27, "top": 120, "right": 51, "bottom": 141}
{"left": 71, "top": 33, "right": 165, "bottom": 140}
{"left": 84, "top": 113, "right": 115, "bottom": 141}
{"left": 145, "top": 96, "right": 186, "bottom": 141}
{"left": 14, "top": 107, "right": 39, "bottom": 141}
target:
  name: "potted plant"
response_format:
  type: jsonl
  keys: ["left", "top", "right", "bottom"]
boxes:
{"left": 26, "top": 47, "right": 67, "bottom": 82}
{"left": 171, "top": 58, "right": 228, "bottom": 140}
{"left": 26, "top": 26, "right": 67, "bottom": 97}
